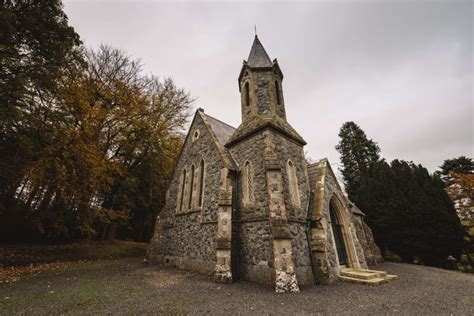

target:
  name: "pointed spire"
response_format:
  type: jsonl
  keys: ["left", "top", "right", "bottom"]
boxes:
{"left": 247, "top": 35, "right": 272, "bottom": 68}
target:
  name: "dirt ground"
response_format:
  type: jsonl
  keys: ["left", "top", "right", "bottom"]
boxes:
{"left": 1, "top": 257, "right": 473, "bottom": 315}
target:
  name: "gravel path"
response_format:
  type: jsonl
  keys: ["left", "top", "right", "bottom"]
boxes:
{"left": 1, "top": 257, "right": 473, "bottom": 315}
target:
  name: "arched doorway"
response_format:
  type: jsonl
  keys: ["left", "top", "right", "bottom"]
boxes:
{"left": 328, "top": 195, "right": 359, "bottom": 268}
{"left": 330, "top": 203, "right": 348, "bottom": 265}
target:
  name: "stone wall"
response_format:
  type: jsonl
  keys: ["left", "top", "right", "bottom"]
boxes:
{"left": 353, "top": 215, "right": 384, "bottom": 266}
{"left": 272, "top": 131, "right": 311, "bottom": 278}
{"left": 148, "top": 113, "right": 227, "bottom": 268}
{"left": 147, "top": 111, "right": 376, "bottom": 289}
{"left": 229, "top": 131, "right": 269, "bottom": 221}
{"left": 313, "top": 162, "right": 368, "bottom": 281}
{"left": 256, "top": 137, "right": 312, "bottom": 285}
{"left": 228, "top": 130, "right": 273, "bottom": 282}
{"left": 240, "top": 68, "right": 285, "bottom": 120}
{"left": 255, "top": 72, "right": 271, "bottom": 115}
{"left": 228, "top": 128, "right": 312, "bottom": 285}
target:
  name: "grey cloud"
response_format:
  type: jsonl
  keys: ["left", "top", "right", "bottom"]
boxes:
{"left": 64, "top": 0, "right": 473, "bottom": 173}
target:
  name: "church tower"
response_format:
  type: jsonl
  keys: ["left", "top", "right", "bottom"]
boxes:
{"left": 238, "top": 35, "right": 286, "bottom": 121}
{"left": 226, "top": 36, "right": 310, "bottom": 292}
{"left": 226, "top": 35, "right": 305, "bottom": 147}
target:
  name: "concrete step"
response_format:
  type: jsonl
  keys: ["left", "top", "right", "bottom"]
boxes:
{"left": 339, "top": 268, "right": 398, "bottom": 285}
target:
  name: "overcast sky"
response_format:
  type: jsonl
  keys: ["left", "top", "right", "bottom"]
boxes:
{"left": 64, "top": 0, "right": 472, "bottom": 175}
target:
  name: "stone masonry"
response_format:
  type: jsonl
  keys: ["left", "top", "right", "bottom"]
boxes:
{"left": 147, "top": 35, "right": 383, "bottom": 292}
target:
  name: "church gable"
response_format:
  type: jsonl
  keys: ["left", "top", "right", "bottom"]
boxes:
{"left": 167, "top": 110, "right": 234, "bottom": 220}
{"left": 147, "top": 109, "right": 238, "bottom": 279}
{"left": 307, "top": 159, "right": 368, "bottom": 281}
{"left": 199, "top": 111, "right": 237, "bottom": 170}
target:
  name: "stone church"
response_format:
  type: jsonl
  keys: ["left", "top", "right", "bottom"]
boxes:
{"left": 148, "top": 36, "right": 385, "bottom": 292}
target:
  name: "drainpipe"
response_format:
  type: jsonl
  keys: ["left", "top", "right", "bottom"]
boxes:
{"left": 305, "top": 190, "right": 321, "bottom": 284}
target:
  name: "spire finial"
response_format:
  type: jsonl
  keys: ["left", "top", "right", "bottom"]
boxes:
{"left": 254, "top": 25, "right": 257, "bottom": 37}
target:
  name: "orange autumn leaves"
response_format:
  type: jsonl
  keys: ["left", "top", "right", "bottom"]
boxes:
{"left": 7, "top": 46, "right": 192, "bottom": 240}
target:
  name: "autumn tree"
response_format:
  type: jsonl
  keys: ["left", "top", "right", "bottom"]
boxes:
{"left": 6, "top": 46, "right": 192, "bottom": 241}
{"left": 0, "top": 0, "right": 83, "bottom": 240}
{"left": 439, "top": 157, "right": 474, "bottom": 270}
{"left": 80, "top": 47, "right": 192, "bottom": 241}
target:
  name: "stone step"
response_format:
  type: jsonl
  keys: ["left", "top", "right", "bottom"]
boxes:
{"left": 339, "top": 268, "right": 398, "bottom": 285}
{"left": 340, "top": 268, "right": 387, "bottom": 280}
{"left": 350, "top": 268, "right": 388, "bottom": 274}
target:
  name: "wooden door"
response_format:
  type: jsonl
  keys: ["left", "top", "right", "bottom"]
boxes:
{"left": 330, "top": 207, "right": 348, "bottom": 265}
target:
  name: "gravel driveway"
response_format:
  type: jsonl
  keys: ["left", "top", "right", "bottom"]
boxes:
{"left": 1, "top": 257, "right": 473, "bottom": 315}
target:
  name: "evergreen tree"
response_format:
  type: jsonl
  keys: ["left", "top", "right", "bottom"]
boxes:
{"left": 438, "top": 156, "right": 473, "bottom": 184}
{"left": 355, "top": 160, "right": 405, "bottom": 254}
{"left": 336, "top": 123, "right": 465, "bottom": 266}
{"left": 356, "top": 160, "right": 464, "bottom": 265}
{"left": 335, "top": 121, "right": 380, "bottom": 199}
{"left": 440, "top": 156, "right": 474, "bottom": 176}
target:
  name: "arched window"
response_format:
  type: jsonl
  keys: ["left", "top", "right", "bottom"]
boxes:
{"left": 179, "top": 168, "right": 186, "bottom": 212}
{"left": 243, "top": 161, "right": 254, "bottom": 204}
{"left": 275, "top": 81, "right": 281, "bottom": 105}
{"left": 188, "top": 164, "right": 195, "bottom": 209}
{"left": 199, "top": 159, "right": 205, "bottom": 207}
{"left": 287, "top": 160, "right": 300, "bottom": 207}
{"left": 245, "top": 82, "right": 250, "bottom": 107}
{"left": 192, "top": 129, "right": 200, "bottom": 142}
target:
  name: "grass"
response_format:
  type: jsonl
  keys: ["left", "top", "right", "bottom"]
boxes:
{"left": 0, "top": 241, "right": 148, "bottom": 284}
{"left": 0, "top": 242, "right": 162, "bottom": 315}
{"left": 1, "top": 258, "right": 187, "bottom": 315}
{"left": 3, "top": 259, "right": 134, "bottom": 314}
{"left": 0, "top": 240, "right": 147, "bottom": 267}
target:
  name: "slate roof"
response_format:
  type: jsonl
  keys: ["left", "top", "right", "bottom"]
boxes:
{"left": 202, "top": 113, "right": 236, "bottom": 145}
{"left": 225, "top": 114, "right": 306, "bottom": 147}
{"left": 351, "top": 204, "right": 365, "bottom": 216}
{"left": 247, "top": 36, "right": 273, "bottom": 68}
{"left": 198, "top": 111, "right": 238, "bottom": 169}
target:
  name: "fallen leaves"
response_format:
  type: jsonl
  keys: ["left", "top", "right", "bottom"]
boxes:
{"left": 0, "top": 260, "right": 91, "bottom": 283}
{"left": 0, "top": 241, "right": 147, "bottom": 284}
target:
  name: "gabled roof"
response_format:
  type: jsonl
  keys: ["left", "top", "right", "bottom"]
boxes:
{"left": 197, "top": 110, "right": 237, "bottom": 170}
{"left": 171, "top": 109, "right": 238, "bottom": 173}
{"left": 308, "top": 158, "right": 345, "bottom": 198}
{"left": 351, "top": 204, "right": 365, "bottom": 216}
{"left": 247, "top": 36, "right": 272, "bottom": 68}
{"left": 307, "top": 161, "right": 320, "bottom": 192}
{"left": 202, "top": 113, "right": 236, "bottom": 145}
{"left": 308, "top": 158, "right": 366, "bottom": 217}
{"left": 225, "top": 114, "right": 306, "bottom": 147}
